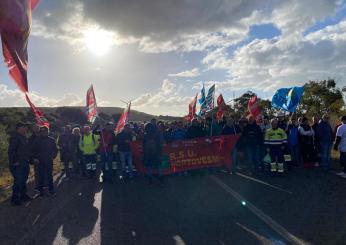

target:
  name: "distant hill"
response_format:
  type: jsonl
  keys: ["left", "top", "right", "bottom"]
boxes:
{"left": 0, "top": 107, "right": 181, "bottom": 130}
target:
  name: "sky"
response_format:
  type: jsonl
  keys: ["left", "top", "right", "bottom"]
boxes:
{"left": 0, "top": 0, "right": 346, "bottom": 116}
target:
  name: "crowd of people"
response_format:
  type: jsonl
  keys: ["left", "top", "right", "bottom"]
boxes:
{"left": 7, "top": 113, "right": 346, "bottom": 206}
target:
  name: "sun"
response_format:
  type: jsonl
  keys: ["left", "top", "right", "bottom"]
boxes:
{"left": 83, "top": 28, "right": 115, "bottom": 56}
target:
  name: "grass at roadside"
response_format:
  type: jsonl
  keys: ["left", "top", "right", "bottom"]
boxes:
{"left": 0, "top": 158, "right": 62, "bottom": 203}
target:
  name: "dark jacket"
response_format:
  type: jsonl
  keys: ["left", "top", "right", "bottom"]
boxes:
{"left": 242, "top": 123, "right": 263, "bottom": 146}
{"left": 287, "top": 124, "right": 299, "bottom": 146}
{"left": 143, "top": 132, "right": 163, "bottom": 167}
{"left": 58, "top": 133, "right": 75, "bottom": 161}
{"left": 316, "top": 121, "right": 333, "bottom": 144}
{"left": 186, "top": 126, "right": 206, "bottom": 139}
{"left": 222, "top": 124, "right": 241, "bottom": 135}
{"left": 32, "top": 136, "right": 58, "bottom": 164}
{"left": 116, "top": 131, "right": 132, "bottom": 152}
{"left": 99, "top": 129, "right": 115, "bottom": 153}
{"left": 8, "top": 132, "right": 30, "bottom": 165}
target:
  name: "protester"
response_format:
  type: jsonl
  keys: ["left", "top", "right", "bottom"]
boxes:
{"left": 71, "top": 127, "right": 83, "bottom": 176}
{"left": 298, "top": 117, "right": 315, "bottom": 167}
{"left": 334, "top": 116, "right": 346, "bottom": 178}
{"left": 58, "top": 125, "right": 74, "bottom": 179}
{"left": 99, "top": 123, "right": 115, "bottom": 183}
{"left": 186, "top": 118, "right": 206, "bottom": 139}
{"left": 32, "top": 126, "right": 58, "bottom": 196}
{"left": 316, "top": 114, "right": 333, "bottom": 170}
{"left": 312, "top": 115, "right": 321, "bottom": 166}
{"left": 143, "top": 122, "right": 164, "bottom": 185}
{"left": 79, "top": 125, "right": 99, "bottom": 178}
{"left": 286, "top": 117, "right": 301, "bottom": 166}
{"left": 205, "top": 116, "right": 222, "bottom": 136}
{"left": 277, "top": 113, "right": 288, "bottom": 131}
{"left": 265, "top": 118, "right": 287, "bottom": 173}
{"left": 260, "top": 116, "right": 271, "bottom": 135}
{"left": 116, "top": 124, "right": 135, "bottom": 181}
{"left": 222, "top": 117, "right": 241, "bottom": 173}
{"left": 8, "top": 122, "right": 32, "bottom": 205}
{"left": 242, "top": 115, "right": 263, "bottom": 174}
{"left": 28, "top": 124, "right": 40, "bottom": 190}
{"left": 171, "top": 121, "right": 186, "bottom": 141}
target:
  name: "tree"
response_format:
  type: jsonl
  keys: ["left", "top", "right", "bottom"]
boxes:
{"left": 297, "top": 79, "right": 344, "bottom": 118}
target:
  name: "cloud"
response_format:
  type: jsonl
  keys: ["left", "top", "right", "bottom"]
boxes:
{"left": 168, "top": 68, "right": 200, "bottom": 78}
{"left": 132, "top": 79, "right": 192, "bottom": 116}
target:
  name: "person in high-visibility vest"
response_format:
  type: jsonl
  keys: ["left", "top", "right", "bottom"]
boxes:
{"left": 265, "top": 118, "right": 287, "bottom": 173}
{"left": 79, "top": 125, "right": 99, "bottom": 178}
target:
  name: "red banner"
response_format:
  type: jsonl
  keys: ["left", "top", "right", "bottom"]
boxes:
{"left": 25, "top": 93, "right": 49, "bottom": 128}
{"left": 86, "top": 85, "right": 98, "bottom": 124}
{"left": 115, "top": 102, "right": 131, "bottom": 134}
{"left": 131, "top": 135, "right": 240, "bottom": 175}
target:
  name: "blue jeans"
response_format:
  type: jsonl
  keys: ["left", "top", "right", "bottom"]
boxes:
{"left": 101, "top": 152, "right": 113, "bottom": 181}
{"left": 119, "top": 151, "right": 134, "bottom": 178}
{"left": 319, "top": 142, "right": 332, "bottom": 169}
{"left": 246, "top": 145, "right": 260, "bottom": 171}
{"left": 9, "top": 161, "right": 29, "bottom": 200}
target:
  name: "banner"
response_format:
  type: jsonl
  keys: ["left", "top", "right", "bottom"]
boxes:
{"left": 272, "top": 86, "right": 305, "bottom": 112}
{"left": 131, "top": 134, "right": 240, "bottom": 175}
{"left": 25, "top": 93, "right": 49, "bottom": 128}
{"left": 86, "top": 85, "right": 98, "bottom": 124}
{"left": 0, "top": 0, "right": 39, "bottom": 92}
{"left": 115, "top": 102, "right": 131, "bottom": 134}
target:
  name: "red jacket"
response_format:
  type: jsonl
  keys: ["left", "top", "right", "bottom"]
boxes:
{"left": 99, "top": 129, "right": 115, "bottom": 153}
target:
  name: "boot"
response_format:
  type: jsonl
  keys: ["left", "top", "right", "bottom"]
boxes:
{"left": 277, "top": 163, "right": 284, "bottom": 173}
{"left": 270, "top": 162, "right": 277, "bottom": 172}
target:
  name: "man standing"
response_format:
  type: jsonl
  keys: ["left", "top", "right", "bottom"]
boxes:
{"left": 316, "top": 114, "right": 333, "bottom": 170}
{"left": 116, "top": 124, "right": 135, "bottom": 181}
{"left": 99, "top": 123, "right": 115, "bottom": 183}
{"left": 32, "top": 126, "right": 58, "bottom": 196}
{"left": 28, "top": 124, "right": 40, "bottom": 190}
{"left": 8, "top": 123, "right": 32, "bottom": 205}
{"left": 79, "top": 125, "right": 99, "bottom": 179}
{"left": 242, "top": 116, "right": 263, "bottom": 174}
{"left": 265, "top": 119, "right": 287, "bottom": 173}
{"left": 58, "top": 125, "right": 74, "bottom": 179}
{"left": 334, "top": 116, "right": 346, "bottom": 178}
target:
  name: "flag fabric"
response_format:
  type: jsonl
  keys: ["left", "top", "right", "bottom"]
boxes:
{"left": 199, "top": 84, "right": 215, "bottom": 115}
{"left": 248, "top": 95, "right": 262, "bottom": 120}
{"left": 216, "top": 94, "right": 228, "bottom": 120}
{"left": 0, "top": 0, "right": 39, "bottom": 92}
{"left": 272, "top": 86, "right": 305, "bottom": 112}
{"left": 115, "top": 102, "right": 131, "bottom": 134}
{"left": 25, "top": 93, "right": 49, "bottom": 128}
{"left": 185, "top": 94, "right": 198, "bottom": 121}
{"left": 86, "top": 85, "right": 98, "bottom": 124}
{"left": 198, "top": 84, "right": 205, "bottom": 105}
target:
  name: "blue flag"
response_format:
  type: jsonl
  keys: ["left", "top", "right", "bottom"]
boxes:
{"left": 272, "top": 86, "right": 304, "bottom": 112}
{"left": 198, "top": 84, "right": 205, "bottom": 105}
{"left": 199, "top": 84, "right": 215, "bottom": 115}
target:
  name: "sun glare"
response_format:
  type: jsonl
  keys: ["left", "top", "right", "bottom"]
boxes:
{"left": 83, "top": 28, "right": 115, "bottom": 56}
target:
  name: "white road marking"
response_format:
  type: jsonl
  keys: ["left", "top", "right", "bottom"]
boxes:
{"left": 236, "top": 173, "right": 293, "bottom": 194}
{"left": 209, "top": 175, "right": 309, "bottom": 245}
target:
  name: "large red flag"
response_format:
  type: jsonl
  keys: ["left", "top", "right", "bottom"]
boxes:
{"left": 216, "top": 94, "right": 228, "bottom": 120}
{"left": 25, "top": 93, "right": 49, "bottom": 128}
{"left": 0, "top": 0, "right": 39, "bottom": 92}
{"left": 185, "top": 94, "right": 198, "bottom": 121}
{"left": 86, "top": 85, "right": 98, "bottom": 124}
{"left": 248, "top": 95, "right": 262, "bottom": 120}
{"left": 115, "top": 102, "right": 131, "bottom": 134}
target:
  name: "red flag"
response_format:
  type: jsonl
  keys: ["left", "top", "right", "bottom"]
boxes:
{"left": 248, "top": 95, "right": 262, "bottom": 120}
{"left": 25, "top": 93, "right": 49, "bottom": 128}
{"left": 216, "top": 94, "right": 228, "bottom": 120}
{"left": 115, "top": 102, "right": 131, "bottom": 134}
{"left": 185, "top": 94, "right": 198, "bottom": 121}
{"left": 86, "top": 85, "right": 98, "bottom": 124}
{"left": 0, "top": 0, "right": 39, "bottom": 92}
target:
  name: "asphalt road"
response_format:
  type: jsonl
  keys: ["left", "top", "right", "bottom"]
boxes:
{"left": 1, "top": 167, "right": 346, "bottom": 245}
